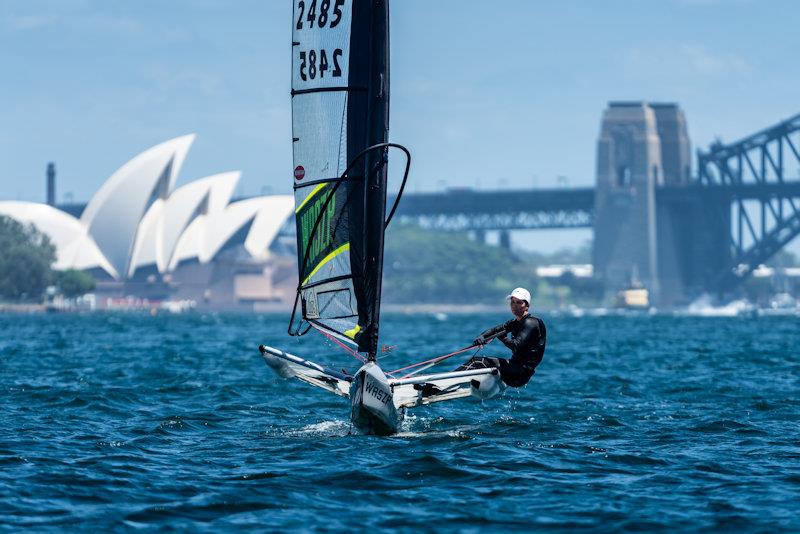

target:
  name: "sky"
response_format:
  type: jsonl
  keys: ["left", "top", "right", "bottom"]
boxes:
{"left": 1, "top": 0, "right": 798, "bottom": 253}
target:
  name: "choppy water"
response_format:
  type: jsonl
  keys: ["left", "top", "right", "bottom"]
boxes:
{"left": 1, "top": 312, "right": 799, "bottom": 531}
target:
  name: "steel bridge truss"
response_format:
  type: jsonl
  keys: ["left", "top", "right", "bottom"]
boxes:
{"left": 698, "top": 113, "right": 800, "bottom": 289}
{"left": 392, "top": 188, "right": 595, "bottom": 232}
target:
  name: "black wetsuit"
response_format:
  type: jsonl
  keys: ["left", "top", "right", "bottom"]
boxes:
{"left": 461, "top": 314, "right": 546, "bottom": 387}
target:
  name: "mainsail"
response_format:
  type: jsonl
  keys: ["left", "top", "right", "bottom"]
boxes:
{"left": 289, "top": 0, "right": 390, "bottom": 358}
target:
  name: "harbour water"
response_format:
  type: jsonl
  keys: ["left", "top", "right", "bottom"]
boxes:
{"left": 1, "top": 312, "right": 799, "bottom": 531}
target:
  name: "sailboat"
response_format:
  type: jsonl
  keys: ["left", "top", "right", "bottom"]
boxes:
{"left": 259, "top": 0, "right": 505, "bottom": 435}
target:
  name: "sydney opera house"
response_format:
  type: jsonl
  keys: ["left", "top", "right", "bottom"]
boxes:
{"left": 0, "top": 135, "right": 297, "bottom": 310}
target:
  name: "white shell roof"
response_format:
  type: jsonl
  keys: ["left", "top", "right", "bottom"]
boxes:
{"left": 0, "top": 201, "right": 117, "bottom": 278}
{"left": 127, "top": 199, "right": 165, "bottom": 276}
{"left": 128, "top": 171, "right": 240, "bottom": 276}
{"left": 169, "top": 195, "right": 294, "bottom": 269}
{"left": 80, "top": 134, "right": 195, "bottom": 278}
{"left": 1, "top": 136, "right": 291, "bottom": 282}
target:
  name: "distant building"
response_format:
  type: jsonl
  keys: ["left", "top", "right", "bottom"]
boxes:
{"left": 0, "top": 136, "right": 296, "bottom": 310}
{"left": 535, "top": 264, "right": 593, "bottom": 278}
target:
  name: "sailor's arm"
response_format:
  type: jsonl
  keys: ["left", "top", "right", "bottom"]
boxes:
{"left": 472, "top": 322, "right": 511, "bottom": 346}
{"left": 500, "top": 318, "right": 538, "bottom": 351}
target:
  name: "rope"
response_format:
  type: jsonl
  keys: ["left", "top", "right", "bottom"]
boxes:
{"left": 312, "top": 324, "right": 366, "bottom": 363}
{"left": 312, "top": 324, "right": 494, "bottom": 378}
{"left": 388, "top": 341, "right": 490, "bottom": 379}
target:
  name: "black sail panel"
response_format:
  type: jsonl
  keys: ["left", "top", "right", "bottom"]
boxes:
{"left": 347, "top": 0, "right": 390, "bottom": 356}
{"left": 290, "top": 0, "right": 390, "bottom": 357}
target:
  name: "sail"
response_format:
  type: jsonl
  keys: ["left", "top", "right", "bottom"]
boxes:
{"left": 290, "top": 0, "right": 390, "bottom": 356}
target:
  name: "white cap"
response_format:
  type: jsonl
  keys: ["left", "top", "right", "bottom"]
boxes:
{"left": 506, "top": 287, "right": 531, "bottom": 304}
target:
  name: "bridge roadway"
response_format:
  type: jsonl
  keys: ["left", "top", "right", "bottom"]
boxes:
{"left": 658, "top": 182, "right": 800, "bottom": 202}
{"left": 392, "top": 182, "right": 800, "bottom": 232}
{"left": 391, "top": 187, "right": 596, "bottom": 231}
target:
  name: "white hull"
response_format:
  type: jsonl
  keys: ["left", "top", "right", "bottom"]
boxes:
{"left": 259, "top": 344, "right": 506, "bottom": 435}
{"left": 349, "top": 362, "right": 399, "bottom": 435}
{"left": 259, "top": 345, "right": 350, "bottom": 397}
{"left": 390, "top": 367, "right": 506, "bottom": 407}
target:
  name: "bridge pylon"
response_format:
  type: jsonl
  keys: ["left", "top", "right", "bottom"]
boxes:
{"left": 593, "top": 102, "right": 691, "bottom": 305}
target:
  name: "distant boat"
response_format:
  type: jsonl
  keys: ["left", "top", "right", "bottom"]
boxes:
{"left": 258, "top": 0, "right": 504, "bottom": 435}
{"left": 614, "top": 288, "right": 649, "bottom": 309}
{"left": 614, "top": 266, "right": 650, "bottom": 310}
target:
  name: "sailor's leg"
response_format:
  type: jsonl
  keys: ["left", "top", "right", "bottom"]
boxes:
{"left": 496, "top": 360, "right": 535, "bottom": 387}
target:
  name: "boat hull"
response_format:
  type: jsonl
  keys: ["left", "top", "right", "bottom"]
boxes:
{"left": 469, "top": 369, "right": 507, "bottom": 400}
{"left": 349, "top": 362, "right": 399, "bottom": 435}
{"left": 259, "top": 344, "right": 508, "bottom": 435}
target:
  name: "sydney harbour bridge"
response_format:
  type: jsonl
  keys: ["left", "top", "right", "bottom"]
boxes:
{"left": 393, "top": 103, "right": 800, "bottom": 305}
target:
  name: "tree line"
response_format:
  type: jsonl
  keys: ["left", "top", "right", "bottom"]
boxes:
{"left": 382, "top": 223, "right": 602, "bottom": 306}
{"left": 0, "top": 216, "right": 94, "bottom": 302}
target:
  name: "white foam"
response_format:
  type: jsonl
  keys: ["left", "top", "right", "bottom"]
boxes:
{"left": 266, "top": 419, "right": 353, "bottom": 438}
{"left": 393, "top": 415, "right": 477, "bottom": 439}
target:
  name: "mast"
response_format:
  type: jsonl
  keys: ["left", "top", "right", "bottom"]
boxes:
{"left": 348, "top": 0, "right": 390, "bottom": 361}
{"left": 365, "top": 0, "right": 390, "bottom": 361}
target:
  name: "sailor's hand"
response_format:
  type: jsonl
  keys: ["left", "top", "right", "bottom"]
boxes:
{"left": 472, "top": 336, "right": 485, "bottom": 347}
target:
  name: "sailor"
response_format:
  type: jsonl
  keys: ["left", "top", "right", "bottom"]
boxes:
{"left": 457, "top": 287, "right": 546, "bottom": 387}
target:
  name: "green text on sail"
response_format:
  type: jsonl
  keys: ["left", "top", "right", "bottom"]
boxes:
{"left": 299, "top": 189, "right": 336, "bottom": 271}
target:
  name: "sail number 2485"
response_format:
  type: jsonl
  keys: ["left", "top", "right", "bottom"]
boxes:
{"left": 296, "top": 0, "right": 345, "bottom": 30}
{"left": 296, "top": 0, "right": 346, "bottom": 81}
{"left": 299, "top": 49, "right": 342, "bottom": 81}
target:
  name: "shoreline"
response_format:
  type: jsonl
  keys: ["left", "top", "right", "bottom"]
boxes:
{"left": 2, "top": 302, "right": 796, "bottom": 317}
{"left": 0, "top": 303, "right": 47, "bottom": 313}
